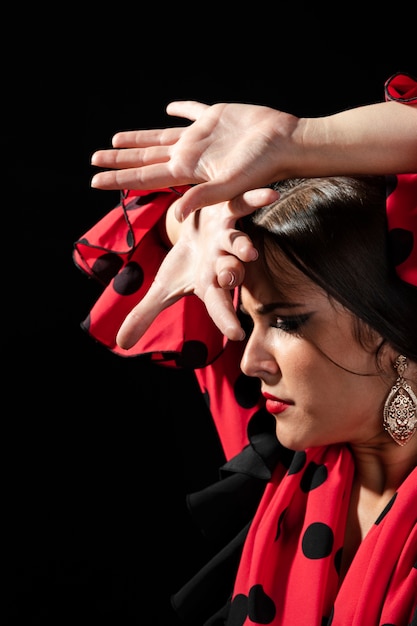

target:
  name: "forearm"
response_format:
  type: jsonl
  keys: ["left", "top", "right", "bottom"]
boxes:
{"left": 288, "top": 101, "right": 417, "bottom": 178}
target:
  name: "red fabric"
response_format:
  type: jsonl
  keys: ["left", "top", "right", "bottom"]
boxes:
{"left": 74, "top": 187, "right": 259, "bottom": 459}
{"left": 74, "top": 74, "right": 417, "bottom": 624}
{"left": 386, "top": 173, "right": 417, "bottom": 287}
{"left": 384, "top": 73, "right": 417, "bottom": 289}
{"left": 231, "top": 446, "right": 417, "bottom": 625}
{"left": 74, "top": 186, "right": 225, "bottom": 361}
{"left": 385, "top": 72, "right": 417, "bottom": 102}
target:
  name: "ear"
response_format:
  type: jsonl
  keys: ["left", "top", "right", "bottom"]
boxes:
{"left": 386, "top": 351, "right": 417, "bottom": 387}
{"left": 404, "top": 357, "right": 417, "bottom": 387}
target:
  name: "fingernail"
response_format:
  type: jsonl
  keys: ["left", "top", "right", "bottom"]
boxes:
{"left": 225, "top": 271, "right": 236, "bottom": 287}
{"left": 174, "top": 207, "right": 184, "bottom": 222}
{"left": 179, "top": 208, "right": 191, "bottom": 222}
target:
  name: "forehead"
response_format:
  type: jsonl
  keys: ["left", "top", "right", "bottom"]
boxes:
{"left": 241, "top": 254, "right": 320, "bottom": 308}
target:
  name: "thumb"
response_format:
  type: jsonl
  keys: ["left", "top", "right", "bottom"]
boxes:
{"left": 116, "top": 280, "right": 182, "bottom": 350}
{"left": 174, "top": 181, "right": 239, "bottom": 221}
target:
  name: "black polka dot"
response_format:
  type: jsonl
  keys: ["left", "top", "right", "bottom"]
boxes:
{"left": 113, "top": 262, "right": 144, "bottom": 296}
{"left": 234, "top": 372, "right": 261, "bottom": 408}
{"left": 248, "top": 584, "right": 276, "bottom": 624}
{"left": 302, "top": 522, "right": 334, "bottom": 559}
{"left": 228, "top": 593, "right": 248, "bottom": 626}
{"left": 91, "top": 252, "right": 124, "bottom": 285}
{"left": 300, "top": 462, "right": 328, "bottom": 492}
{"left": 176, "top": 340, "right": 209, "bottom": 368}
{"left": 229, "top": 586, "right": 277, "bottom": 625}
{"left": 288, "top": 451, "right": 307, "bottom": 475}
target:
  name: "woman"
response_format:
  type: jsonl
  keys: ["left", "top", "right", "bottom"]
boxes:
{"left": 74, "top": 174, "right": 417, "bottom": 624}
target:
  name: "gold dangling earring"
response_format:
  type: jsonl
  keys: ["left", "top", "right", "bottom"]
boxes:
{"left": 383, "top": 355, "right": 417, "bottom": 446}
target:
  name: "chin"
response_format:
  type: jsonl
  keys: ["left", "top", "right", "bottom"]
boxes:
{"left": 275, "top": 432, "right": 306, "bottom": 451}
{"left": 275, "top": 427, "right": 320, "bottom": 452}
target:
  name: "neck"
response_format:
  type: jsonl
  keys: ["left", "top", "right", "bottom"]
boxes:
{"left": 349, "top": 435, "right": 417, "bottom": 494}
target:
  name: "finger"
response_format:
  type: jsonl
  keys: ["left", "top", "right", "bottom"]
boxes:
{"left": 216, "top": 255, "right": 246, "bottom": 289}
{"left": 111, "top": 127, "right": 183, "bottom": 148}
{"left": 116, "top": 304, "right": 160, "bottom": 350}
{"left": 213, "top": 227, "right": 258, "bottom": 264}
{"left": 202, "top": 285, "right": 245, "bottom": 342}
{"left": 91, "top": 146, "right": 170, "bottom": 169}
{"left": 173, "top": 182, "right": 238, "bottom": 220}
{"left": 228, "top": 230, "right": 258, "bottom": 262}
{"left": 229, "top": 188, "right": 280, "bottom": 216}
{"left": 166, "top": 100, "right": 210, "bottom": 121}
{"left": 174, "top": 184, "right": 279, "bottom": 221}
{"left": 116, "top": 279, "right": 183, "bottom": 350}
{"left": 91, "top": 163, "right": 191, "bottom": 191}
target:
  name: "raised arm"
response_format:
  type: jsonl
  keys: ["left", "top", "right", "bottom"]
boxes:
{"left": 91, "top": 75, "right": 417, "bottom": 221}
{"left": 87, "top": 73, "right": 417, "bottom": 349}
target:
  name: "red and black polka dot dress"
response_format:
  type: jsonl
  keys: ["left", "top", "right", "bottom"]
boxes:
{"left": 74, "top": 74, "right": 417, "bottom": 625}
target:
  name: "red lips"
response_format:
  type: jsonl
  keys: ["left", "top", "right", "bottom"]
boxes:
{"left": 262, "top": 392, "right": 291, "bottom": 415}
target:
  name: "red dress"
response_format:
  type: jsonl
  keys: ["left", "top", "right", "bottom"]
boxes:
{"left": 74, "top": 73, "right": 417, "bottom": 625}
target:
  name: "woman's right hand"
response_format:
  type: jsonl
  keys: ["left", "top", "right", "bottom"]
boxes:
{"left": 91, "top": 100, "right": 297, "bottom": 221}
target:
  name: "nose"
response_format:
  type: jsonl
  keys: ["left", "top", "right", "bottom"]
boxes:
{"left": 240, "top": 329, "right": 280, "bottom": 380}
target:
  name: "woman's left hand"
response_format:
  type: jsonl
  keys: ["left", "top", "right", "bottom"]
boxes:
{"left": 116, "top": 187, "right": 278, "bottom": 350}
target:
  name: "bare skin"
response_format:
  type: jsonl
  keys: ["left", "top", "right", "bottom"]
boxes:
{"left": 91, "top": 100, "right": 417, "bottom": 221}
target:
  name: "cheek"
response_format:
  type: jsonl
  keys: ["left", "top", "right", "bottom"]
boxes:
{"left": 305, "top": 321, "right": 376, "bottom": 376}
{"left": 282, "top": 343, "right": 345, "bottom": 398}
{"left": 277, "top": 341, "right": 322, "bottom": 380}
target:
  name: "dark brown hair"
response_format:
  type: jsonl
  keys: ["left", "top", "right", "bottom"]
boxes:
{"left": 244, "top": 176, "right": 417, "bottom": 361}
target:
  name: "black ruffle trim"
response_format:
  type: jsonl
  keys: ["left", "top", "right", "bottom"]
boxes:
{"left": 171, "top": 426, "right": 294, "bottom": 625}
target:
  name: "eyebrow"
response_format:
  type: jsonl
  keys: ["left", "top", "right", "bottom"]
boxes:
{"left": 240, "top": 301, "right": 304, "bottom": 315}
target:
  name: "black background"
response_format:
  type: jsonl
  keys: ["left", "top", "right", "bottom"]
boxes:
{"left": 3, "top": 10, "right": 416, "bottom": 625}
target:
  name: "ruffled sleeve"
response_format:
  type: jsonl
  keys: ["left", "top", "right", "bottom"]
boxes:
{"left": 384, "top": 72, "right": 417, "bottom": 102}
{"left": 73, "top": 186, "right": 227, "bottom": 365}
{"left": 73, "top": 186, "right": 264, "bottom": 459}
{"left": 383, "top": 73, "right": 417, "bottom": 289}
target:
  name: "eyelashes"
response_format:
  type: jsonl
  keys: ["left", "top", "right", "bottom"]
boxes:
{"left": 239, "top": 310, "right": 311, "bottom": 337}
{"left": 272, "top": 313, "right": 310, "bottom": 335}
